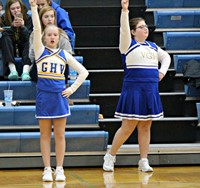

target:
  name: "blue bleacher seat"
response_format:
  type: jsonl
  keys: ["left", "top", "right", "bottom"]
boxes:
{"left": 0, "top": 80, "right": 90, "bottom": 102}
{"left": 0, "top": 131, "right": 108, "bottom": 152}
{"left": 194, "top": 11, "right": 200, "bottom": 28}
{"left": 0, "top": 104, "right": 99, "bottom": 126}
{"left": 173, "top": 55, "right": 200, "bottom": 73}
{"left": 154, "top": 11, "right": 195, "bottom": 28}
{"left": 163, "top": 32, "right": 200, "bottom": 50}
{"left": 69, "top": 80, "right": 90, "bottom": 100}
{"left": 0, "top": 81, "right": 37, "bottom": 101}
{"left": 21, "top": 0, "right": 61, "bottom": 10}
{"left": 0, "top": 50, "right": 3, "bottom": 77}
{"left": 196, "top": 103, "right": 200, "bottom": 122}
{"left": 0, "top": 133, "right": 20, "bottom": 152}
{"left": 183, "top": 0, "right": 200, "bottom": 8}
{"left": 145, "top": 0, "right": 184, "bottom": 8}
{"left": 184, "top": 85, "right": 200, "bottom": 97}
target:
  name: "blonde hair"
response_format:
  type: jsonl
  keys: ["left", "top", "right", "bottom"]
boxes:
{"left": 42, "top": 24, "right": 60, "bottom": 47}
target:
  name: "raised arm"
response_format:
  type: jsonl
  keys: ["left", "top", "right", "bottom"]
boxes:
{"left": 119, "top": 0, "right": 132, "bottom": 53}
{"left": 29, "top": 0, "right": 44, "bottom": 59}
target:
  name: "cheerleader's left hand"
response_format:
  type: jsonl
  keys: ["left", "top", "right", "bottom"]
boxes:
{"left": 159, "top": 72, "right": 164, "bottom": 81}
{"left": 62, "top": 87, "right": 73, "bottom": 98}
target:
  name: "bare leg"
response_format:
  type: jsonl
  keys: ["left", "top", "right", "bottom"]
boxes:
{"left": 53, "top": 118, "right": 66, "bottom": 167}
{"left": 137, "top": 120, "right": 152, "bottom": 159}
{"left": 39, "top": 119, "right": 52, "bottom": 167}
{"left": 109, "top": 119, "right": 138, "bottom": 155}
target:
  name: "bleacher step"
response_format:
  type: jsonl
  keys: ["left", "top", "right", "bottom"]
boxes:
{"left": 0, "top": 143, "right": 199, "bottom": 168}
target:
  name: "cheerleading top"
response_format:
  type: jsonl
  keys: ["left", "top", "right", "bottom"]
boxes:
{"left": 119, "top": 10, "right": 171, "bottom": 82}
{"left": 31, "top": 6, "right": 88, "bottom": 94}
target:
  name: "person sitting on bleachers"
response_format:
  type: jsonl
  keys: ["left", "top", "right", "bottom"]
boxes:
{"left": 29, "top": 5, "right": 73, "bottom": 82}
{"left": 36, "top": 0, "right": 75, "bottom": 49}
{"left": 0, "top": 1, "right": 3, "bottom": 16}
{"left": 1, "top": 0, "right": 33, "bottom": 81}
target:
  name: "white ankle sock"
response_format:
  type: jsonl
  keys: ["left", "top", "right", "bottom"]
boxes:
{"left": 56, "top": 166, "right": 63, "bottom": 170}
{"left": 45, "top": 167, "right": 51, "bottom": 170}
{"left": 8, "top": 63, "right": 17, "bottom": 72}
{"left": 23, "top": 65, "right": 30, "bottom": 73}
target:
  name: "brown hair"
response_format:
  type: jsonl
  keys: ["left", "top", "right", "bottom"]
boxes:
{"left": 129, "top": 17, "right": 145, "bottom": 30}
{"left": 39, "top": 6, "right": 56, "bottom": 31}
{"left": 4, "top": 0, "right": 28, "bottom": 25}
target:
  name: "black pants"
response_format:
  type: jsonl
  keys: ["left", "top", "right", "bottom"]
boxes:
{"left": 1, "top": 30, "right": 31, "bottom": 66}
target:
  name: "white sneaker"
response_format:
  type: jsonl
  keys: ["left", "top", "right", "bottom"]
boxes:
{"left": 138, "top": 158, "right": 153, "bottom": 172}
{"left": 55, "top": 167, "right": 66, "bottom": 182}
{"left": 103, "top": 153, "right": 116, "bottom": 172}
{"left": 42, "top": 167, "right": 53, "bottom": 182}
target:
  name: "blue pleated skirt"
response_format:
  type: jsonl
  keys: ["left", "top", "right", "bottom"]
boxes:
{"left": 115, "top": 81, "right": 163, "bottom": 120}
{"left": 36, "top": 89, "right": 70, "bottom": 119}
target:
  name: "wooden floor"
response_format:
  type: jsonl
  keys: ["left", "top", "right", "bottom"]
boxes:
{"left": 0, "top": 166, "right": 200, "bottom": 188}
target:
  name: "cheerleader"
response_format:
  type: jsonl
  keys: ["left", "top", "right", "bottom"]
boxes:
{"left": 103, "top": 0, "right": 171, "bottom": 172}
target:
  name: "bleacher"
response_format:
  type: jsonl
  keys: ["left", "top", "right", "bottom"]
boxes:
{"left": 144, "top": 0, "right": 200, "bottom": 164}
{"left": 0, "top": 0, "right": 200, "bottom": 169}
{"left": 0, "top": 0, "right": 110, "bottom": 168}
{"left": 66, "top": 0, "right": 200, "bottom": 166}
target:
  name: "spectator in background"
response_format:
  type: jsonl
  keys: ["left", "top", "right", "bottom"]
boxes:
{"left": 1, "top": 0, "right": 33, "bottom": 81}
{"left": 0, "top": 1, "right": 3, "bottom": 16}
{"left": 36, "top": 0, "right": 75, "bottom": 49}
{"left": 29, "top": 5, "right": 73, "bottom": 82}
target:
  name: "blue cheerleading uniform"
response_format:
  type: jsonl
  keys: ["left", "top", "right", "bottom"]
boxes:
{"left": 35, "top": 48, "right": 70, "bottom": 119}
{"left": 115, "top": 11, "right": 171, "bottom": 121}
{"left": 31, "top": 6, "right": 88, "bottom": 120}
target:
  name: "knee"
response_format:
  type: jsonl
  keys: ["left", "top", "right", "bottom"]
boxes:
{"left": 138, "top": 123, "right": 151, "bottom": 133}
{"left": 54, "top": 133, "right": 65, "bottom": 141}
{"left": 121, "top": 127, "right": 133, "bottom": 136}
{"left": 40, "top": 132, "right": 52, "bottom": 141}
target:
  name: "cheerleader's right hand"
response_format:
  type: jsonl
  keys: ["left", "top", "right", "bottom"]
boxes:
{"left": 62, "top": 87, "right": 73, "bottom": 98}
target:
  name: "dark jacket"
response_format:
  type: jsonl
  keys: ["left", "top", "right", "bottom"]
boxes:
{"left": 1, "top": 13, "right": 33, "bottom": 40}
{"left": 182, "top": 59, "right": 200, "bottom": 88}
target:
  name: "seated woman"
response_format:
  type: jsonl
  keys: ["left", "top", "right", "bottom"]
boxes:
{"left": 29, "top": 5, "right": 72, "bottom": 82}
{"left": 36, "top": 0, "right": 75, "bottom": 49}
{"left": 1, "top": 0, "right": 33, "bottom": 81}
